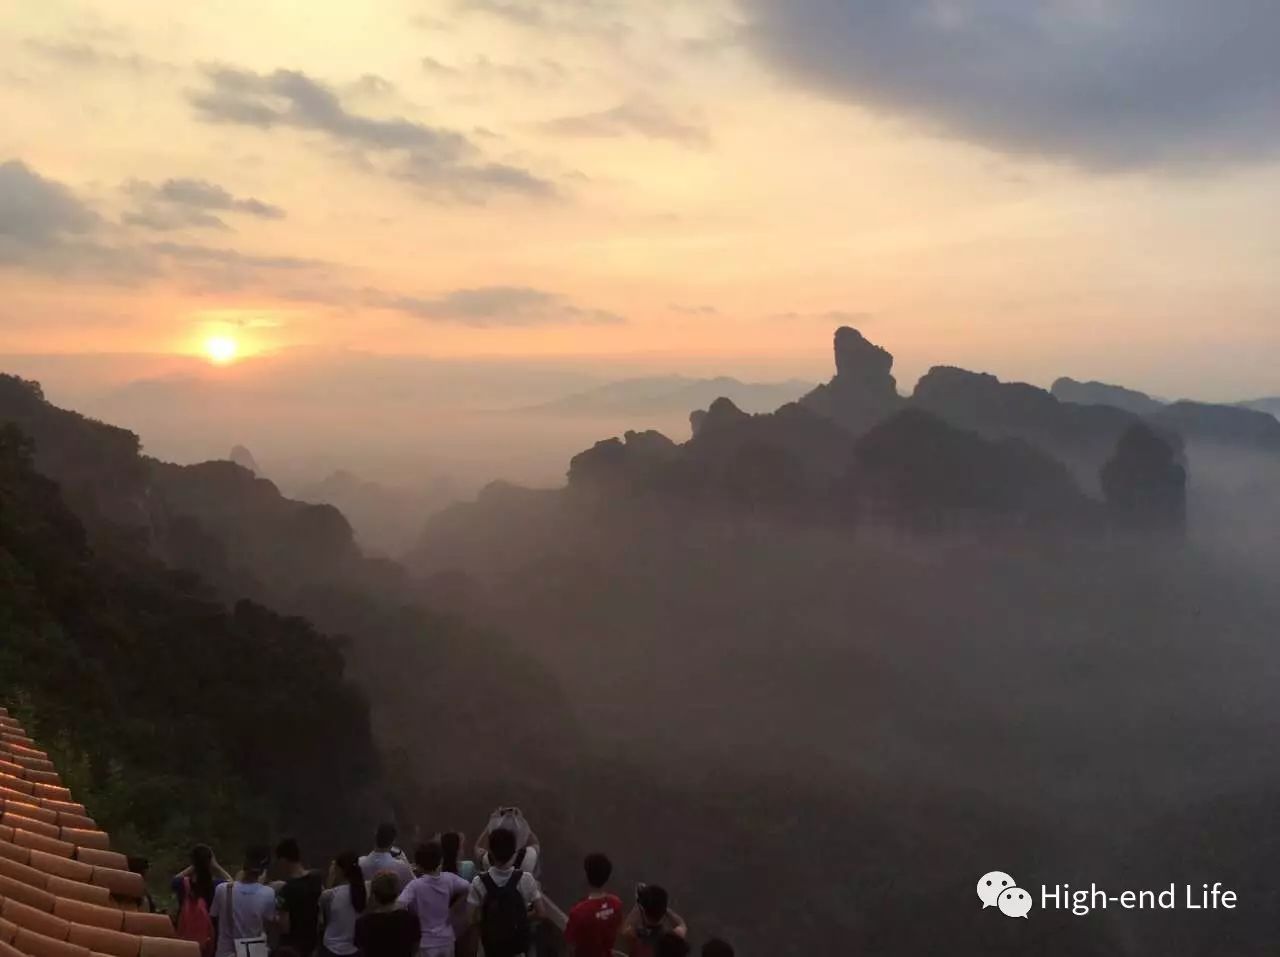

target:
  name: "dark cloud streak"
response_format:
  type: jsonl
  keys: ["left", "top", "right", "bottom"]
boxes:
{"left": 365, "top": 285, "right": 625, "bottom": 327}
{"left": 123, "top": 178, "right": 286, "bottom": 231}
{"left": 742, "top": 0, "right": 1280, "bottom": 169}
{"left": 189, "top": 66, "right": 557, "bottom": 200}
{"left": 0, "top": 161, "right": 591, "bottom": 325}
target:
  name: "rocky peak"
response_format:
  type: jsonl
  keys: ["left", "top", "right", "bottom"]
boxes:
{"left": 798, "top": 327, "right": 902, "bottom": 435}
{"left": 229, "top": 444, "right": 260, "bottom": 475}
{"left": 834, "top": 326, "right": 895, "bottom": 385}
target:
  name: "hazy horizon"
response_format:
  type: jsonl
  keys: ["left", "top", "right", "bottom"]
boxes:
{"left": 5, "top": 5, "right": 1280, "bottom": 951}
{"left": 4, "top": 1, "right": 1279, "bottom": 402}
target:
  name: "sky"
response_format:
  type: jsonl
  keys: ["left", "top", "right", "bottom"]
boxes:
{"left": 1, "top": 0, "right": 1279, "bottom": 399}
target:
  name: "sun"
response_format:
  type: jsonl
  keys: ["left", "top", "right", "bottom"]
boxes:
{"left": 204, "top": 336, "right": 239, "bottom": 365}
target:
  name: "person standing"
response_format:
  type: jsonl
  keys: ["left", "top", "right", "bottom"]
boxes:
{"left": 439, "top": 832, "right": 478, "bottom": 956}
{"left": 319, "top": 852, "right": 368, "bottom": 957}
{"left": 354, "top": 873, "right": 419, "bottom": 957}
{"left": 358, "top": 824, "right": 415, "bottom": 892}
{"left": 618, "top": 886, "right": 687, "bottom": 957}
{"left": 467, "top": 828, "right": 546, "bottom": 957}
{"left": 174, "top": 845, "right": 233, "bottom": 957}
{"left": 273, "top": 838, "right": 324, "bottom": 957}
{"left": 173, "top": 845, "right": 234, "bottom": 909}
{"left": 209, "top": 847, "right": 277, "bottom": 957}
{"left": 439, "top": 832, "right": 476, "bottom": 882}
{"left": 396, "top": 842, "right": 471, "bottom": 957}
{"left": 563, "top": 853, "right": 623, "bottom": 957}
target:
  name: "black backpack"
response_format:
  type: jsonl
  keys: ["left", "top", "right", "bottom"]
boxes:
{"left": 479, "top": 869, "right": 531, "bottom": 957}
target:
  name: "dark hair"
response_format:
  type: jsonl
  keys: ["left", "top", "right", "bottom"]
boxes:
{"left": 702, "top": 941, "right": 734, "bottom": 957}
{"left": 440, "top": 832, "right": 462, "bottom": 875}
{"left": 584, "top": 853, "right": 612, "bottom": 889}
{"left": 656, "top": 933, "right": 690, "bottom": 957}
{"left": 415, "top": 841, "right": 443, "bottom": 873}
{"left": 275, "top": 838, "right": 301, "bottom": 864}
{"left": 127, "top": 855, "right": 150, "bottom": 876}
{"left": 488, "top": 827, "right": 517, "bottom": 865}
{"left": 243, "top": 844, "right": 270, "bottom": 877}
{"left": 638, "top": 884, "right": 669, "bottom": 922}
{"left": 374, "top": 823, "right": 397, "bottom": 849}
{"left": 370, "top": 873, "right": 399, "bottom": 906}
{"left": 334, "top": 851, "right": 368, "bottom": 913}
{"left": 190, "top": 845, "right": 215, "bottom": 901}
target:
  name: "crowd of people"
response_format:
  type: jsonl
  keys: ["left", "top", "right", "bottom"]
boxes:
{"left": 166, "top": 809, "right": 734, "bottom": 957}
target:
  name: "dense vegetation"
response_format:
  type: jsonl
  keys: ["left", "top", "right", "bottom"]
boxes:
{"left": 0, "top": 422, "right": 380, "bottom": 885}
{"left": 0, "top": 372, "right": 578, "bottom": 898}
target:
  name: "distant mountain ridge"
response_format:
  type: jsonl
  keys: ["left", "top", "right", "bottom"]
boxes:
{"left": 418, "top": 327, "right": 1207, "bottom": 548}
{"left": 524, "top": 375, "right": 814, "bottom": 417}
{"left": 292, "top": 468, "right": 458, "bottom": 556}
{"left": 1052, "top": 376, "right": 1166, "bottom": 416}
{"left": 1240, "top": 397, "right": 1280, "bottom": 419}
{"left": 1049, "top": 376, "right": 1280, "bottom": 452}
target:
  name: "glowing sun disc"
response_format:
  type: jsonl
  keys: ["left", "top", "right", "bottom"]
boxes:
{"left": 204, "top": 336, "right": 238, "bottom": 364}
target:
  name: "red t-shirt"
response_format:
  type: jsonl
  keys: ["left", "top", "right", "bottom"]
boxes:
{"left": 564, "top": 894, "right": 624, "bottom": 957}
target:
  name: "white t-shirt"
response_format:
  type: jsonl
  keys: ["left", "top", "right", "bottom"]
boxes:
{"left": 358, "top": 849, "right": 415, "bottom": 890}
{"left": 320, "top": 883, "right": 366, "bottom": 956}
{"left": 479, "top": 846, "right": 539, "bottom": 876}
{"left": 209, "top": 881, "right": 276, "bottom": 957}
{"left": 396, "top": 872, "right": 473, "bottom": 948}
{"left": 466, "top": 865, "right": 541, "bottom": 910}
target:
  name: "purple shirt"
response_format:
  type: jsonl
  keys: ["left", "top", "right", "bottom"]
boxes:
{"left": 396, "top": 872, "right": 472, "bottom": 948}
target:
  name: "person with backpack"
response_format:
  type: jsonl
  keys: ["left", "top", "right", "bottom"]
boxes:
{"left": 173, "top": 844, "right": 233, "bottom": 957}
{"left": 273, "top": 838, "right": 324, "bottom": 957}
{"left": 319, "top": 852, "right": 368, "bottom": 957}
{"left": 466, "top": 827, "right": 545, "bottom": 957}
{"left": 358, "top": 824, "right": 414, "bottom": 892}
{"left": 395, "top": 841, "right": 470, "bottom": 957}
{"left": 474, "top": 808, "right": 540, "bottom": 877}
{"left": 208, "top": 846, "right": 278, "bottom": 957}
{"left": 563, "top": 853, "right": 623, "bottom": 957}
{"left": 618, "top": 885, "right": 687, "bottom": 957}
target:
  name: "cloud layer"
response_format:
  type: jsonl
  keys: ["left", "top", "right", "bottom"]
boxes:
{"left": 124, "top": 178, "right": 285, "bottom": 231}
{"left": 0, "top": 160, "right": 99, "bottom": 248}
{"left": 543, "top": 97, "right": 710, "bottom": 147}
{"left": 189, "top": 67, "right": 557, "bottom": 199}
{"left": 1, "top": 159, "right": 612, "bottom": 327}
{"left": 365, "top": 285, "right": 625, "bottom": 326}
{"left": 743, "top": 0, "right": 1280, "bottom": 169}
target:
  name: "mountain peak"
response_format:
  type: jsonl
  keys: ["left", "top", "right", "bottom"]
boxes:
{"left": 797, "top": 327, "right": 902, "bottom": 435}
{"left": 229, "top": 444, "right": 260, "bottom": 475}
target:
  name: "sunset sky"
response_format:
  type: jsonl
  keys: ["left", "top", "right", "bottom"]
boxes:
{"left": 2, "top": 0, "right": 1278, "bottom": 398}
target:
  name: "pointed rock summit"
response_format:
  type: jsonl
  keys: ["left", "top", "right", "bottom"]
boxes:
{"left": 834, "top": 326, "right": 894, "bottom": 382}
{"left": 799, "top": 326, "right": 902, "bottom": 435}
{"left": 229, "top": 444, "right": 260, "bottom": 475}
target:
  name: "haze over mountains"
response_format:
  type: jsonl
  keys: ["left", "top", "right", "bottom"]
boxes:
{"left": 5, "top": 324, "right": 1279, "bottom": 955}
{"left": 3, "top": 339, "right": 1275, "bottom": 555}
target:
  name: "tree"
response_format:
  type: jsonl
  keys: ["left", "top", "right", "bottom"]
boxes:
{"left": 1100, "top": 424, "right": 1186, "bottom": 533}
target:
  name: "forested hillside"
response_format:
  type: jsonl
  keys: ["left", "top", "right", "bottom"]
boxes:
{"left": 0, "top": 421, "right": 379, "bottom": 881}
{"left": 0, "top": 373, "right": 579, "bottom": 890}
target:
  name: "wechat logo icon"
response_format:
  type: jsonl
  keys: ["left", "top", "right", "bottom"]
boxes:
{"left": 977, "top": 871, "right": 1032, "bottom": 918}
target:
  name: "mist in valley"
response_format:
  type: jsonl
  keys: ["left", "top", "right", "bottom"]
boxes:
{"left": 8, "top": 4, "right": 1280, "bottom": 955}
{"left": 6, "top": 325, "right": 1279, "bottom": 956}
